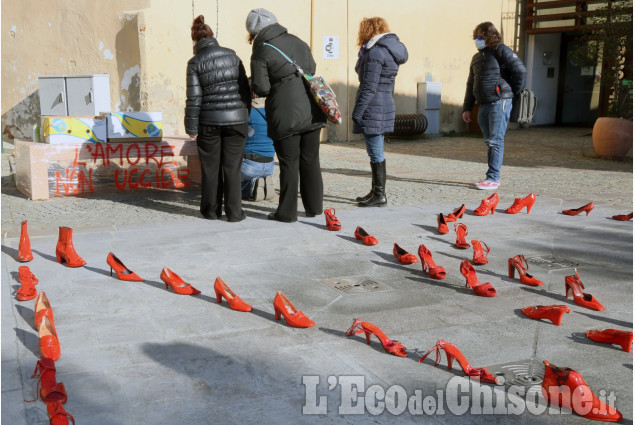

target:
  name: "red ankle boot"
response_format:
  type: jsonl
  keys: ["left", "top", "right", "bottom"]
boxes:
{"left": 55, "top": 227, "right": 86, "bottom": 267}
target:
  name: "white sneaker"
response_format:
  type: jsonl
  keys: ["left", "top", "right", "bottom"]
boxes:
{"left": 475, "top": 180, "right": 500, "bottom": 190}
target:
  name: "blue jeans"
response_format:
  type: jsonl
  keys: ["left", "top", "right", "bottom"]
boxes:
{"left": 363, "top": 134, "right": 385, "bottom": 163}
{"left": 477, "top": 98, "right": 512, "bottom": 182}
{"left": 241, "top": 159, "right": 274, "bottom": 199}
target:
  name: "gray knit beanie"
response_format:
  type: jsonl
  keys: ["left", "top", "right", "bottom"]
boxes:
{"left": 245, "top": 8, "right": 277, "bottom": 35}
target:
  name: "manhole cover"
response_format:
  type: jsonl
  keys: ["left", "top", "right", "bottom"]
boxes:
{"left": 526, "top": 255, "right": 579, "bottom": 270}
{"left": 321, "top": 276, "right": 392, "bottom": 294}
{"left": 486, "top": 358, "right": 544, "bottom": 390}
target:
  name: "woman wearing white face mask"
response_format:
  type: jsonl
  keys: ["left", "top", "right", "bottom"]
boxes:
{"left": 462, "top": 22, "right": 526, "bottom": 190}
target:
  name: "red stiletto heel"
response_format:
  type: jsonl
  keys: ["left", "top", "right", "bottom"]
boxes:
{"left": 521, "top": 305, "right": 570, "bottom": 326}
{"left": 18, "top": 220, "right": 34, "bottom": 262}
{"left": 437, "top": 213, "right": 449, "bottom": 234}
{"left": 445, "top": 204, "right": 466, "bottom": 222}
{"left": 460, "top": 260, "right": 496, "bottom": 297}
{"left": 564, "top": 269, "right": 604, "bottom": 311}
{"left": 55, "top": 227, "right": 86, "bottom": 267}
{"left": 562, "top": 202, "right": 594, "bottom": 216}
{"left": 504, "top": 192, "right": 536, "bottom": 214}
{"left": 542, "top": 360, "right": 622, "bottom": 422}
{"left": 106, "top": 252, "right": 144, "bottom": 282}
{"left": 585, "top": 329, "right": 633, "bottom": 352}
{"left": 35, "top": 292, "right": 55, "bottom": 331}
{"left": 213, "top": 277, "right": 252, "bottom": 312}
{"left": 418, "top": 340, "right": 500, "bottom": 384}
{"left": 47, "top": 401, "right": 75, "bottom": 425}
{"left": 25, "top": 358, "right": 67, "bottom": 404}
{"left": 159, "top": 268, "right": 201, "bottom": 295}
{"left": 273, "top": 291, "right": 315, "bottom": 328}
{"left": 612, "top": 212, "right": 633, "bottom": 221}
{"left": 417, "top": 244, "right": 446, "bottom": 280}
{"left": 324, "top": 208, "right": 341, "bottom": 231}
{"left": 474, "top": 193, "right": 499, "bottom": 216}
{"left": 38, "top": 316, "right": 61, "bottom": 361}
{"left": 354, "top": 226, "right": 378, "bottom": 245}
{"left": 393, "top": 243, "right": 418, "bottom": 264}
{"left": 453, "top": 223, "right": 470, "bottom": 249}
{"left": 508, "top": 255, "right": 543, "bottom": 286}
{"left": 346, "top": 318, "right": 407, "bottom": 357}
{"left": 471, "top": 240, "right": 490, "bottom": 265}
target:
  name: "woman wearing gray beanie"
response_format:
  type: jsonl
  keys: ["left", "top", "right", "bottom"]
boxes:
{"left": 246, "top": 8, "right": 326, "bottom": 223}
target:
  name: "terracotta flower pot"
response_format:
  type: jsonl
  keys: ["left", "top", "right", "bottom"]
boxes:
{"left": 592, "top": 117, "right": 633, "bottom": 160}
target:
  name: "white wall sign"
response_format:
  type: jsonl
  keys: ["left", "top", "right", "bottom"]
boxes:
{"left": 323, "top": 36, "right": 339, "bottom": 59}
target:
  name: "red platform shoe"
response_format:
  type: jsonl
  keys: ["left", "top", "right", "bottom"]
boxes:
{"left": 565, "top": 269, "right": 604, "bottom": 311}
{"left": 18, "top": 220, "right": 34, "bottom": 262}
{"left": 214, "top": 277, "right": 252, "bottom": 312}
{"left": 562, "top": 202, "right": 594, "bottom": 216}
{"left": 508, "top": 255, "right": 543, "bottom": 286}
{"left": 585, "top": 329, "right": 633, "bottom": 352}
{"left": 418, "top": 244, "right": 446, "bottom": 280}
{"left": 419, "top": 340, "right": 500, "bottom": 384}
{"left": 474, "top": 193, "right": 499, "bottom": 216}
{"left": 504, "top": 192, "right": 536, "bottom": 214}
{"left": 393, "top": 243, "right": 418, "bottom": 264}
{"left": 346, "top": 318, "right": 407, "bottom": 357}
{"left": 460, "top": 260, "right": 496, "bottom": 297}
{"left": 521, "top": 305, "right": 570, "bottom": 326}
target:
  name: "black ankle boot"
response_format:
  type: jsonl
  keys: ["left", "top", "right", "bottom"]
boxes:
{"left": 356, "top": 162, "right": 376, "bottom": 202}
{"left": 358, "top": 160, "right": 387, "bottom": 207}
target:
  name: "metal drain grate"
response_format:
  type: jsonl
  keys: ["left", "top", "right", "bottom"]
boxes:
{"left": 526, "top": 255, "right": 579, "bottom": 270}
{"left": 321, "top": 276, "right": 392, "bottom": 294}
{"left": 486, "top": 358, "right": 545, "bottom": 390}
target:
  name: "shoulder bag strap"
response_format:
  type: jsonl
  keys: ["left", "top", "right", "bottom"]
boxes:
{"left": 262, "top": 42, "right": 305, "bottom": 75}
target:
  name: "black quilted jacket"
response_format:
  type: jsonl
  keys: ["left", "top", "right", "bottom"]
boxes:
{"left": 463, "top": 43, "right": 527, "bottom": 112}
{"left": 184, "top": 38, "right": 250, "bottom": 135}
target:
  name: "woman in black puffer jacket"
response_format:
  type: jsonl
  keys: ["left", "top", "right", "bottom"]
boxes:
{"left": 353, "top": 17, "right": 408, "bottom": 208}
{"left": 247, "top": 8, "right": 326, "bottom": 223}
{"left": 185, "top": 15, "right": 251, "bottom": 222}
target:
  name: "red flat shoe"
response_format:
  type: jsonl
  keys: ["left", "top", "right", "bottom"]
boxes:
{"left": 505, "top": 192, "right": 536, "bottom": 214}
{"left": 159, "top": 268, "right": 201, "bottom": 295}
{"left": 17, "top": 266, "right": 38, "bottom": 300}
{"left": 38, "top": 316, "right": 61, "bottom": 361}
{"left": 346, "top": 318, "right": 407, "bottom": 357}
{"left": 18, "top": 220, "right": 34, "bottom": 262}
{"left": 542, "top": 360, "right": 622, "bottom": 422}
{"left": 445, "top": 204, "right": 466, "bottom": 222}
{"left": 508, "top": 255, "right": 543, "bottom": 286}
{"left": 460, "top": 260, "right": 496, "bottom": 297}
{"left": 521, "top": 305, "right": 570, "bottom": 326}
{"left": 19, "top": 265, "right": 39, "bottom": 285}
{"left": 474, "top": 193, "right": 499, "bottom": 216}
{"left": 565, "top": 269, "right": 604, "bottom": 311}
{"left": 47, "top": 401, "right": 75, "bottom": 425}
{"left": 214, "top": 277, "right": 252, "bottom": 312}
{"left": 612, "top": 212, "right": 633, "bottom": 221}
{"left": 354, "top": 226, "right": 378, "bottom": 246}
{"left": 471, "top": 240, "right": 490, "bottom": 265}
{"left": 273, "top": 291, "right": 315, "bottom": 328}
{"left": 393, "top": 243, "right": 418, "bottom": 264}
{"left": 35, "top": 292, "right": 55, "bottom": 331}
{"left": 25, "top": 358, "right": 67, "bottom": 404}
{"left": 55, "top": 227, "right": 86, "bottom": 267}
{"left": 324, "top": 208, "right": 341, "bottom": 231}
{"left": 437, "top": 213, "right": 449, "bottom": 234}
{"left": 106, "top": 252, "right": 144, "bottom": 282}
{"left": 418, "top": 244, "right": 446, "bottom": 279}
{"left": 585, "top": 329, "right": 633, "bottom": 352}
{"left": 453, "top": 223, "right": 470, "bottom": 249}
{"left": 562, "top": 202, "right": 594, "bottom": 216}
{"left": 419, "top": 340, "right": 500, "bottom": 384}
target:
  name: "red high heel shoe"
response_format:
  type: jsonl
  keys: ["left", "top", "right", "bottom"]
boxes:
{"left": 25, "top": 358, "right": 67, "bottom": 404}
{"left": 562, "top": 202, "right": 594, "bottom": 216}
{"left": 346, "top": 318, "right": 407, "bottom": 357}
{"left": 38, "top": 316, "right": 61, "bottom": 361}
{"left": 17, "top": 266, "right": 38, "bottom": 300}
{"left": 214, "top": 277, "right": 252, "bottom": 312}
{"left": 159, "top": 268, "right": 201, "bottom": 295}
{"left": 324, "top": 208, "right": 341, "bottom": 231}
{"left": 542, "top": 360, "right": 622, "bottom": 422}
{"left": 47, "top": 401, "right": 75, "bottom": 425}
{"left": 445, "top": 204, "right": 466, "bottom": 222}
{"left": 437, "top": 213, "right": 449, "bottom": 234}
{"left": 508, "top": 255, "right": 543, "bottom": 286}
{"left": 504, "top": 192, "right": 536, "bottom": 214}
{"left": 18, "top": 220, "right": 34, "bottom": 262}
{"left": 106, "top": 252, "right": 144, "bottom": 282}
{"left": 471, "top": 240, "right": 490, "bottom": 265}
{"left": 453, "top": 223, "right": 470, "bottom": 249}
{"left": 418, "top": 340, "right": 500, "bottom": 384}
{"left": 474, "top": 193, "right": 499, "bottom": 216}
{"left": 55, "top": 227, "right": 86, "bottom": 267}
{"left": 585, "top": 329, "right": 633, "bottom": 352}
{"left": 612, "top": 212, "right": 633, "bottom": 221}
{"left": 273, "top": 291, "right": 315, "bottom": 328}
{"left": 418, "top": 244, "right": 446, "bottom": 280}
{"left": 565, "top": 269, "right": 604, "bottom": 311}
{"left": 35, "top": 292, "right": 55, "bottom": 330}
{"left": 354, "top": 226, "right": 378, "bottom": 245}
{"left": 521, "top": 305, "right": 570, "bottom": 326}
{"left": 460, "top": 260, "right": 496, "bottom": 297}
{"left": 393, "top": 243, "right": 418, "bottom": 264}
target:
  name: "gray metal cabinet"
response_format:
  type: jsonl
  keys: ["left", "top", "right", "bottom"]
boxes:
{"left": 38, "top": 74, "right": 111, "bottom": 116}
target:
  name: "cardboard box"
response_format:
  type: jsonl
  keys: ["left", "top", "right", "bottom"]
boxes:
{"left": 107, "top": 112, "right": 163, "bottom": 140}
{"left": 41, "top": 116, "right": 107, "bottom": 144}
